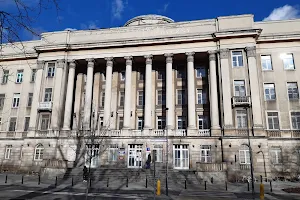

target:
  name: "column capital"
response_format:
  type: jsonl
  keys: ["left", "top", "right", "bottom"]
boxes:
{"left": 208, "top": 51, "right": 217, "bottom": 61}
{"left": 186, "top": 52, "right": 195, "bottom": 62}
{"left": 219, "top": 49, "right": 229, "bottom": 59}
{"left": 144, "top": 55, "right": 152, "bottom": 65}
{"left": 124, "top": 56, "right": 133, "bottom": 66}
{"left": 105, "top": 57, "right": 114, "bottom": 67}
{"left": 165, "top": 53, "right": 173, "bottom": 63}
{"left": 69, "top": 60, "right": 76, "bottom": 69}
{"left": 86, "top": 58, "right": 95, "bottom": 67}
{"left": 245, "top": 46, "right": 256, "bottom": 57}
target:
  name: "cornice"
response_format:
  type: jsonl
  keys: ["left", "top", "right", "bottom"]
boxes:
{"left": 257, "top": 32, "right": 300, "bottom": 43}
{"left": 213, "top": 28, "right": 262, "bottom": 39}
{"left": 0, "top": 53, "right": 38, "bottom": 61}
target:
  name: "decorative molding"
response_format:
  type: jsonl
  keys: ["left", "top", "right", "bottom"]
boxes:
{"left": 219, "top": 49, "right": 229, "bottom": 59}
{"left": 69, "top": 60, "right": 76, "bottom": 69}
{"left": 245, "top": 46, "right": 256, "bottom": 57}
{"left": 144, "top": 55, "right": 153, "bottom": 65}
{"left": 186, "top": 52, "right": 194, "bottom": 62}
{"left": 208, "top": 51, "right": 217, "bottom": 61}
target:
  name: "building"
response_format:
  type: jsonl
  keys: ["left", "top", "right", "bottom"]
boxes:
{"left": 0, "top": 14, "right": 300, "bottom": 180}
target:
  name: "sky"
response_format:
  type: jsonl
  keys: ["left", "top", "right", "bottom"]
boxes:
{"left": 1, "top": 0, "right": 300, "bottom": 41}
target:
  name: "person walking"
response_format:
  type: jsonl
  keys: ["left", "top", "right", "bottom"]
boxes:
{"left": 83, "top": 166, "right": 88, "bottom": 182}
{"left": 145, "top": 154, "right": 151, "bottom": 169}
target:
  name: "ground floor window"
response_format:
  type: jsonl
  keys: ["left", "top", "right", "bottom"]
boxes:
{"left": 270, "top": 147, "right": 282, "bottom": 164}
{"left": 108, "top": 144, "right": 118, "bottom": 162}
{"left": 34, "top": 144, "right": 44, "bottom": 160}
{"left": 153, "top": 145, "right": 163, "bottom": 162}
{"left": 4, "top": 145, "right": 12, "bottom": 160}
{"left": 239, "top": 147, "right": 250, "bottom": 164}
{"left": 200, "top": 145, "right": 211, "bottom": 163}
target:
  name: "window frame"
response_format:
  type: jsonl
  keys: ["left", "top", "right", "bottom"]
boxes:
{"left": 157, "top": 116, "right": 166, "bottom": 129}
{"left": 0, "top": 94, "right": 5, "bottom": 109}
{"left": 266, "top": 111, "right": 280, "bottom": 130}
{"left": 4, "top": 145, "right": 12, "bottom": 160}
{"left": 157, "top": 70, "right": 165, "bottom": 80}
{"left": 234, "top": 80, "right": 246, "bottom": 97}
{"left": 101, "top": 91, "right": 105, "bottom": 107}
{"left": 200, "top": 145, "right": 212, "bottom": 163}
{"left": 137, "top": 117, "right": 144, "bottom": 130}
{"left": 239, "top": 148, "right": 250, "bottom": 164}
{"left": 44, "top": 88, "right": 52, "bottom": 102}
{"left": 196, "top": 67, "right": 206, "bottom": 78}
{"left": 177, "top": 116, "right": 186, "bottom": 129}
{"left": 2, "top": 70, "right": 9, "bottom": 84}
{"left": 232, "top": 51, "right": 244, "bottom": 67}
{"left": 119, "top": 91, "right": 125, "bottom": 107}
{"left": 153, "top": 145, "right": 163, "bottom": 162}
{"left": 16, "top": 69, "right": 24, "bottom": 83}
{"left": 108, "top": 144, "right": 118, "bottom": 162}
{"left": 281, "top": 53, "right": 295, "bottom": 70}
{"left": 287, "top": 82, "right": 299, "bottom": 100}
{"left": 34, "top": 144, "right": 44, "bottom": 161}
{"left": 261, "top": 55, "right": 273, "bottom": 71}
{"left": 157, "top": 90, "right": 166, "bottom": 105}
{"left": 12, "top": 93, "right": 20, "bottom": 108}
{"left": 177, "top": 89, "right": 186, "bottom": 105}
{"left": 290, "top": 111, "right": 300, "bottom": 130}
{"left": 236, "top": 110, "right": 247, "bottom": 128}
{"left": 120, "top": 71, "right": 125, "bottom": 81}
{"left": 47, "top": 63, "right": 55, "bottom": 77}
{"left": 198, "top": 115, "right": 208, "bottom": 129}
{"left": 27, "top": 93, "right": 33, "bottom": 107}
{"left": 270, "top": 147, "right": 282, "bottom": 164}
{"left": 30, "top": 69, "right": 37, "bottom": 82}
{"left": 264, "top": 83, "right": 276, "bottom": 101}
{"left": 118, "top": 116, "right": 124, "bottom": 130}
{"left": 137, "top": 91, "right": 144, "bottom": 106}
{"left": 24, "top": 117, "right": 30, "bottom": 131}
{"left": 8, "top": 117, "right": 17, "bottom": 131}
{"left": 176, "top": 68, "right": 186, "bottom": 79}
{"left": 40, "top": 114, "right": 50, "bottom": 131}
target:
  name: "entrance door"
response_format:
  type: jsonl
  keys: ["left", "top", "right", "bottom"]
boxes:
{"left": 85, "top": 144, "right": 100, "bottom": 168}
{"left": 173, "top": 144, "right": 189, "bottom": 169}
{"left": 128, "top": 144, "right": 143, "bottom": 168}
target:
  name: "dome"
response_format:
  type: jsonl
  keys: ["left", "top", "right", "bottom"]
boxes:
{"left": 124, "top": 14, "right": 174, "bottom": 26}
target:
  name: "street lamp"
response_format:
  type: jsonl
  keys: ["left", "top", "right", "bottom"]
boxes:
{"left": 257, "top": 150, "right": 267, "bottom": 182}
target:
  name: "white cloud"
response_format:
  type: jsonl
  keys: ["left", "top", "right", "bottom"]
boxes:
{"left": 263, "top": 5, "right": 300, "bottom": 21}
{"left": 112, "top": 0, "right": 125, "bottom": 19}
{"left": 64, "top": 28, "right": 77, "bottom": 31}
{"left": 158, "top": 2, "right": 170, "bottom": 13}
{"left": 80, "top": 20, "right": 100, "bottom": 30}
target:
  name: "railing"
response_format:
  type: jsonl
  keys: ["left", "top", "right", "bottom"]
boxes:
{"left": 232, "top": 96, "right": 251, "bottom": 106}
{"left": 131, "top": 130, "right": 143, "bottom": 136}
{"left": 108, "top": 130, "right": 121, "bottom": 137}
{"left": 235, "top": 128, "right": 249, "bottom": 136}
{"left": 175, "top": 129, "right": 186, "bottom": 136}
{"left": 38, "top": 102, "right": 52, "bottom": 111}
{"left": 35, "top": 130, "right": 59, "bottom": 137}
{"left": 153, "top": 130, "right": 165, "bottom": 136}
{"left": 0, "top": 131, "right": 27, "bottom": 139}
{"left": 196, "top": 162, "right": 227, "bottom": 172}
{"left": 267, "top": 130, "right": 281, "bottom": 137}
{"left": 198, "top": 129, "right": 210, "bottom": 136}
{"left": 240, "top": 164, "right": 251, "bottom": 170}
{"left": 267, "top": 130, "right": 300, "bottom": 138}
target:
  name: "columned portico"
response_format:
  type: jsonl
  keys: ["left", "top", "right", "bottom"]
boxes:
{"left": 123, "top": 56, "right": 133, "bottom": 129}
{"left": 165, "top": 53, "right": 174, "bottom": 129}
{"left": 104, "top": 57, "right": 113, "bottom": 128}
{"left": 144, "top": 55, "right": 153, "bottom": 129}
{"left": 186, "top": 52, "right": 196, "bottom": 129}
{"left": 83, "top": 59, "right": 94, "bottom": 130}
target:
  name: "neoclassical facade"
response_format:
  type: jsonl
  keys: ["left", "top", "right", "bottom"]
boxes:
{"left": 0, "top": 14, "right": 300, "bottom": 179}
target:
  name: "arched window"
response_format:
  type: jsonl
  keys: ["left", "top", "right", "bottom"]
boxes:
{"left": 239, "top": 145, "right": 250, "bottom": 164}
{"left": 34, "top": 144, "right": 44, "bottom": 160}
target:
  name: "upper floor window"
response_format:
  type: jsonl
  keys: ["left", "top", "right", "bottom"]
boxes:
{"left": 200, "top": 145, "right": 212, "bottom": 163}
{"left": 137, "top": 117, "right": 144, "bottom": 130}
{"left": 157, "top": 116, "right": 166, "bottom": 129}
{"left": 4, "top": 145, "right": 12, "bottom": 160}
{"left": 30, "top": 69, "right": 37, "bottom": 82}
{"left": 99, "top": 117, "right": 104, "bottom": 128}
{"left": 232, "top": 51, "right": 243, "bottom": 67}
{"left": 177, "top": 116, "right": 186, "bottom": 129}
{"left": 27, "top": 93, "right": 33, "bottom": 107}
{"left": 47, "top": 63, "right": 55, "bottom": 77}
{"left": 196, "top": 67, "right": 206, "bottom": 78}
{"left": 120, "top": 71, "right": 125, "bottom": 81}
{"left": 8, "top": 117, "right": 17, "bottom": 131}
{"left": 2, "top": 70, "right": 9, "bottom": 84}
{"left": 137, "top": 91, "right": 144, "bottom": 106}
{"left": 101, "top": 92, "right": 105, "bottom": 107}
{"left": 261, "top": 55, "right": 273, "bottom": 70}
{"left": 16, "top": 70, "right": 24, "bottom": 83}
{"left": 139, "top": 71, "right": 144, "bottom": 81}
{"left": 281, "top": 53, "right": 295, "bottom": 70}
{"left": 176, "top": 68, "right": 186, "bottom": 79}
{"left": 177, "top": 90, "right": 186, "bottom": 105}
{"left": 267, "top": 112, "right": 280, "bottom": 130}
{"left": 24, "top": 117, "right": 30, "bottom": 131}
{"left": 236, "top": 110, "right": 247, "bottom": 128}
{"left": 44, "top": 88, "right": 52, "bottom": 102}
{"left": 264, "top": 83, "right": 276, "bottom": 100}
{"left": 198, "top": 115, "right": 208, "bottom": 129}
{"left": 270, "top": 147, "right": 282, "bottom": 164}
{"left": 291, "top": 112, "right": 300, "bottom": 130}
{"left": 239, "top": 147, "right": 250, "bottom": 164}
{"left": 197, "top": 89, "right": 206, "bottom": 104}
{"left": 157, "top": 70, "right": 165, "bottom": 80}
{"left": 0, "top": 94, "right": 5, "bottom": 109}
{"left": 234, "top": 80, "right": 246, "bottom": 96}
{"left": 12, "top": 93, "right": 20, "bottom": 108}
{"left": 118, "top": 117, "right": 123, "bottom": 129}
{"left": 119, "top": 91, "right": 125, "bottom": 106}
{"left": 40, "top": 114, "right": 50, "bottom": 130}
{"left": 157, "top": 90, "right": 166, "bottom": 105}
{"left": 287, "top": 82, "right": 299, "bottom": 100}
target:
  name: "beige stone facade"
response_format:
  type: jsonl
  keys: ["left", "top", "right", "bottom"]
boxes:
{"left": 0, "top": 14, "right": 300, "bottom": 180}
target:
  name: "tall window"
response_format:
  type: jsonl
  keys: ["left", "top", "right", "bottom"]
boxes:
{"left": 270, "top": 147, "right": 282, "bottom": 164}
{"left": 47, "top": 63, "right": 55, "bottom": 77}
{"left": 232, "top": 51, "right": 243, "bottom": 67}
{"left": 2, "top": 70, "right": 9, "bottom": 84}
{"left": 177, "top": 69, "right": 186, "bottom": 79}
{"left": 196, "top": 67, "right": 206, "bottom": 78}
{"left": 197, "top": 89, "right": 206, "bottom": 104}
{"left": 30, "top": 69, "right": 37, "bottom": 82}
{"left": 234, "top": 80, "right": 246, "bottom": 96}
{"left": 239, "top": 147, "right": 250, "bottom": 164}
{"left": 291, "top": 112, "right": 300, "bottom": 130}
{"left": 24, "top": 117, "right": 30, "bottom": 131}
{"left": 157, "top": 90, "right": 166, "bottom": 105}
{"left": 287, "top": 82, "right": 299, "bottom": 99}
{"left": 137, "top": 117, "right": 144, "bottom": 130}
{"left": 34, "top": 144, "right": 44, "bottom": 160}
{"left": 153, "top": 145, "right": 163, "bottom": 162}
{"left": 177, "top": 116, "right": 186, "bottom": 129}
{"left": 157, "top": 70, "right": 165, "bottom": 80}
{"left": 264, "top": 83, "right": 276, "bottom": 100}
{"left": 137, "top": 91, "right": 144, "bottom": 106}
{"left": 4, "top": 145, "right": 12, "bottom": 160}
{"left": 44, "top": 88, "right": 52, "bottom": 102}
{"left": 0, "top": 94, "right": 5, "bottom": 109}
{"left": 139, "top": 71, "right": 144, "bottom": 80}
{"left": 118, "top": 117, "right": 123, "bottom": 129}
{"left": 157, "top": 116, "right": 166, "bottom": 129}
{"left": 267, "top": 112, "right": 280, "bottom": 130}
{"left": 101, "top": 92, "right": 105, "bottom": 107}
{"left": 40, "top": 114, "right": 50, "bottom": 130}
{"left": 12, "top": 93, "right": 20, "bottom": 108}
{"left": 120, "top": 71, "right": 125, "bottom": 81}
{"left": 236, "top": 110, "right": 247, "bottom": 128}
{"left": 16, "top": 70, "right": 24, "bottom": 83}
{"left": 27, "top": 93, "right": 33, "bottom": 107}
{"left": 281, "top": 53, "right": 295, "bottom": 70}
{"left": 108, "top": 144, "right": 118, "bottom": 162}
{"left": 261, "top": 55, "right": 273, "bottom": 70}
{"left": 200, "top": 145, "right": 212, "bottom": 163}
{"left": 198, "top": 115, "right": 208, "bottom": 129}
{"left": 9, "top": 117, "right": 17, "bottom": 131}
{"left": 177, "top": 90, "right": 186, "bottom": 105}
{"left": 119, "top": 91, "right": 125, "bottom": 106}
{"left": 99, "top": 117, "right": 104, "bottom": 127}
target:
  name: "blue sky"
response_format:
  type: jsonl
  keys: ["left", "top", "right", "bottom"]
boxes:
{"left": 1, "top": 0, "right": 300, "bottom": 40}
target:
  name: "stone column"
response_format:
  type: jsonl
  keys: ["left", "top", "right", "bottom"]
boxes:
{"left": 246, "top": 46, "right": 263, "bottom": 128}
{"left": 103, "top": 58, "right": 113, "bottom": 128}
{"left": 123, "top": 56, "right": 133, "bottom": 129}
{"left": 220, "top": 49, "right": 233, "bottom": 128}
{"left": 63, "top": 61, "right": 76, "bottom": 130}
{"left": 186, "top": 52, "right": 196, "bottom": 129}
{"left": 165, "top": 53, "right": 174, "bottom": 129}
{"left": 83, "top": 59, "right": 94, "bottom": 130}
{"left": 92, "top": 72, "right": 101, "bottom": 129}
{"left": 73, "top": 73, "right": 84, "bottom": 130}
{"left": 208, "top": 51, "right": 220, "bottom": 130}
{"left": 144, "top": 55, "right": 152, "bottom": 129}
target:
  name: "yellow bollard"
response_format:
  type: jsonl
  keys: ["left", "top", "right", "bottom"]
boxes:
{"left": 260, "top": 183, "right": 264, "bottom": 200}
{"left": 156, "top": 179, "right": 161, "bottom": 196}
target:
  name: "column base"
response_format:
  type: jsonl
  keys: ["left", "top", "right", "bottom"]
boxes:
{"left": 62, "top": 127, "right": 71, "bottom": 131}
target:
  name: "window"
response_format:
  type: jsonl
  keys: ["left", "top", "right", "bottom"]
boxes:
{"left": 177, "top": 69, "right": 186, "bottom": 79}
{"left": 267, "top": 112, "right": 280, "bottom": 130}
{"left": 236, "top": 110, "right": 247, "bottom": 128}
{"left": 291, "top": 112, "right": 300, "bottom": 130}
{"left": 157, "top": 70, "right": 165, "bottom": 80}
{"left": 12, "top": 93, "right": 20, "bottom": 108}
{"left": 47, "top": 63, "right": 55, "bottom": 77}
{"left": 197, "top": 89, "right": 206, "bottom": 104}
{"left": 153, "top": 145, "right": 163, "bottom": 162}
{"left": 270, "top": 147, "right": 282, "bottom": 164}
{"left": 200, "top": 145, "right": 212, "bottom": 163}
{"left": 281, "top": 53, "right": 295, "bottom": 70}
{"left": 44, "top": 88, "right": 52, "bottom": 102}
{"left": 264, "top": 83, "right": 276, "bottom": 100}
{"left": 157, "top": 90, "right": 166, "bottom": 105}
{"left": 8, "top": 117, "right": 17, "bottom": 131}
{"left": 196, "top": 67, "right": 206, "bottom": 78}
{"left": 239, "top": 147, "right": 250, "bottom": 164}
{"left": 40, "top": 114, "right": 50, "bottom": 130}
{"left": 27, "top": 93, "right": 33, "bottom": 107}
{"left": 30, "top": 69, "right": 37, "bottom": 82}
{"left": 261, "top": 55, "right": 272, "bottom": 70}
{"left": 24, "top": 117, "right": 30, "bottom": 131}
{"left": 137, "top": 91, "right": 144, "bottom": 106}
{"left": 287, "top": 82, "right": 299, "bottom": 100}
{"left": 108, "top": 144, "right": 118, "bottom": 162}
{"left": 234, "top": 80, "right": 246, "bottom": 96}
{"left": 34, "top": 144, "right": 44, "bottom": 160}
{"left": 4, "top": 145, "right": 12, "bottom": 160}
{"left": 16, "top": 70, "right": 23, "bottom": 83}
{"left": 120, "top": 71, "right": 125, "bottom": 81}
{"left": 101, "top": 92, "right": 105, "bottom": 107}
{"left": 232, "top": 51, "right": 244, "bottom": 67}
{"left": 198, "top": 115, "right": 208, "bottom": 129}
{"left": 119, "top": 91, "right": 125, "bottom": 106}
{"left": 2, "top": 70, "right": 9, "bottom": 84}
{"left": 118, "top": 117, "right": 123, "bottom": 129}
{"left": 99, "top": 117, "right": 104, "bottom": 127}
{"left": 177, "top": 116, "right": 186, "bottom": 129}
{"left": 0, "top": 94, "right": 5, "bottom": 109}
{"left": 177, "top": 90, "right": 186, "bottom": 105}
{"left": 137, "top": 117, "right": 144, "bottom": 130}
{"left": 139, "top": 71, "right": 144, "bottom": 81}
{"left": 157, "top": 116, "right": 166, "bottom": 129}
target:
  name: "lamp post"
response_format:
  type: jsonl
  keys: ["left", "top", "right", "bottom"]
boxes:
{"left": 257, "top": 150, "right": 267, "bottom": 182}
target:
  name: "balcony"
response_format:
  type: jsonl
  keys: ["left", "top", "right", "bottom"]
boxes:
{"left": 38, "top": 102, "right": 52, "bottom": 111}
{"left": 267, "top": 130, "right": 300, "bottom": 138}
{"left": 175, "top": 129, "right": 186, "bottom": 136}
{"left": 232, "top": 96, "right": 251, "bottom": 107}
{"left": 198, "top": 129, "right": 210, "bottom": 136}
